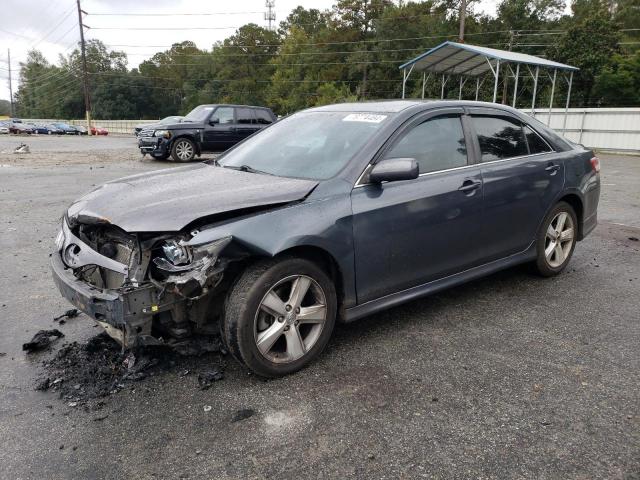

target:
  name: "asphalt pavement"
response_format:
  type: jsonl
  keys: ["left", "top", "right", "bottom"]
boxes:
{"left": 0, "top": 144, "right": 638, "bottom": 479}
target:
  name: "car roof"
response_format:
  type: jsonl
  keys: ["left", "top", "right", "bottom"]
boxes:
{"left": 200, "top": 104, "right": 272, "bottom": 110}
{"left": 305, "top": 99, "right": 526, "bottom": 115}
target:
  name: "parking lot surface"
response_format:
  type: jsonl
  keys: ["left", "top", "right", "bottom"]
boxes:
{"left": 0, "top": 141, "right": 638, "bottom": 479}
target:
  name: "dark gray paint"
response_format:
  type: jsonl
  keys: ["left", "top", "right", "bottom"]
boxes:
{"left": 64, "top": 100, "right": 600, "bottom": 318}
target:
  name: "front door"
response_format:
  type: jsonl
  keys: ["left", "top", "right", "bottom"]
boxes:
{"left": 468, "top": 110, "right": 565, "bottom": 261}
{"left": 204, "top": 106, "right": 236, "bottom": 151}
{"left": 351, "top": 111, "right": 484, "bottom": 304}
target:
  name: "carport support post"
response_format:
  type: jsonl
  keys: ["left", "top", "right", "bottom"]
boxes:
{"left": 402, "top": 68, "right": 407, "bottom": 99}
{"left": 421, "top": 72, "right": 426, "bottom": 99}
{"left": 441, "top": 74, "right": 446, "bottom": 99}
{"left": 492, "top": 60, "right": 500, "bottom": 103}
{"left": 563, "top": 71, "right": 574, "bottom": 132}
{"left": 531, "top": 66, "right": 539, "bottom": 114}
{"left": 548, "top": 69, "right": 557, "bottom": 126}
{"left": 512, "top": 63, "right": 520, "bottom": 108}
{"left": 475, "top": 77, "right": 480, "bottom": 101}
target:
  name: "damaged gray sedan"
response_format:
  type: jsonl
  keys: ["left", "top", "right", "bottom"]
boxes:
{"left": 52, "top": 100, "right": 600, "bottom": 377}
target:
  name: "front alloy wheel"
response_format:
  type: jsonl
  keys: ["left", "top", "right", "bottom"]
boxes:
{"left": 171, "top": 138, "right": 196, "bottom": 162}
{"left": 223, "top": 257, "right": 337, "bottom": 377}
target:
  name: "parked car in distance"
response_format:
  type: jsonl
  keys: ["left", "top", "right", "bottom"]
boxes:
{"left": 52, "top": 100, "right": 600, "bottom": 378}
{"left": 73, "top": 125, "right": 88, "bottom": 135}
{"left": 9, "top": 121, "right": 34, "bottom": 134}
{"left": 91, "top": 126, "right": 108, "bottom": 136}
{"left": 45, "top": 124, "right": 65, "bottom": 135}
{"left": 53, "top": 122, "right": 79, "bottom": 135}
{"left": 134, "top": 116, "right": 184, "bottom": 137}
{"left": 138, "top": 104, "right": 276, "bottom": 161}
{"left": 0, "top": 121, "right": 9, "bottom": 134}
{"left": 31, "top": 124, "right": 50, "bottom": 134}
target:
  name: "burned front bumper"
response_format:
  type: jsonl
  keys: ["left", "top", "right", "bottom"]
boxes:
{"left": 51, "top": 252, "right": 181, "bottom": 347}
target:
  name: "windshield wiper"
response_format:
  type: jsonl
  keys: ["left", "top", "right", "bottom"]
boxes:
{"left": 223, "top": 164, "right": 271, "bottom": 175}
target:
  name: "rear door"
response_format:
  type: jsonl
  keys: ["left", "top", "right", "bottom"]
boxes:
{"left": 468, "top": 109, "right": 565, "bottom": 261}
{"left": 203, "top": 106, "right": 236, "bottom": 151}
{"left": 235, "top": 107, "right": 260, "bottom": 140}
{"left": 351, "top": 109, "right": 485, "bottom": 303}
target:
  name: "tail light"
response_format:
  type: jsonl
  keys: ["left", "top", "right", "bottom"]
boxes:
{"left": 590, "top": 156, "right": 600, "bottom": 173}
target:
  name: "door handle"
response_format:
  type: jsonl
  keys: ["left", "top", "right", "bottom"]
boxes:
{"left": 458, "top": 179, "right": 482, "bottom": 194}
{"left": 545, "top": 163, "right": 560, "bottom": 174}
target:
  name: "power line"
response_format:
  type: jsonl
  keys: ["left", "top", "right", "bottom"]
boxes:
{"left": 87, "top": 11, "right": 264, "bottom": 16}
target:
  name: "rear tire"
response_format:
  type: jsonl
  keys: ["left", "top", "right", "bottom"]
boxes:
{"left": 171, "top": 138, "right": 196, "bottom": 162}
{"left": 534, "top": 201, "right": 578, "bottom": 277}
{"left": 223, "top": 257, "right": 337, "bottom": 378}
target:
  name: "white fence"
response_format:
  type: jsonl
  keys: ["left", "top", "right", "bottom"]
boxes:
{"left": 22, "top": 107, "right": 640, "bottom": 153}
{"left": 527, "top": 107, "right": 640, "bottom": 154}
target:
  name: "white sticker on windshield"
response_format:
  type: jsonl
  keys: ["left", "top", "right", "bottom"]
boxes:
{"left": 342, "top": 113, "right": 387, "bottom": 123}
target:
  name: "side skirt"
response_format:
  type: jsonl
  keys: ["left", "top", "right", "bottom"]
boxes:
{"left": 343, "top": 243, "right": 537, "bottom": 323}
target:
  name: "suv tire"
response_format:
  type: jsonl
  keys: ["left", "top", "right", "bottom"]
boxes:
{"left": 171, "top": 138, "right": 196, "bottom": 162}
{"left": 223, "top": 257, "right": 337, "bottom": 378}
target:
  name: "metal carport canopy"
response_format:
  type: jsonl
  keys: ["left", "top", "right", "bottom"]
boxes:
{"left": 399, "top": 41, "right": 578, "bottom": 76}
{"left": 398, "top": 41, "right": 579, "bottom": 128}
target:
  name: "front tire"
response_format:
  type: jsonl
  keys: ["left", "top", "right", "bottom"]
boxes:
{"left": 534, "top": 201, "right": 578, "bottom": 277}
{"left": 223, "top": 257, "right": 337, "bottom": 378}
{"left": 171, "top": 138, "right": 196, "bottom": 162}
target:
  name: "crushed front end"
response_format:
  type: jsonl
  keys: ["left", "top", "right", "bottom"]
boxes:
{"left": 51, "top": 216, "right": 232, "bottom": 347}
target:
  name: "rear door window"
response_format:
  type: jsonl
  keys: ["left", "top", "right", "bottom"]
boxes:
{"left": 383, "top": 115, "right": 468, "bottom": 174}
{"left": 254, "top": 109, "right": 274, "bottom": 124}
{"left": 470, "top": 116, "right": 528, "bottom": 161}
{"left": 236, "top": 108, "right": 255, "bottom": 125}
{"left": 524, "top": 125, "right": 552, "bottom": 154}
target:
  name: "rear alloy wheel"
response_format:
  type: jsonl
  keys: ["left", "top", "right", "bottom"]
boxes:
{"left": 171, "top": 138, "right": 196, "bottom": 162}
{"left": 223, "top": 257, "right": 337, "bottom": 377}
{"left": 534, "top": 201, "right": 578, "bottom": 276}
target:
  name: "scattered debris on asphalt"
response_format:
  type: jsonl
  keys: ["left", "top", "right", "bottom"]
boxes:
{"left": 629, "top": 236, "right": 639, "bottom": 241}
{"left": 231, "top": 409, "right": 255, "bottom": 422}
{"left": 198, "top": 368, "right": 225, "bottom": 390}
{"left": 22, "top": 329, "right": 64, "bottom": 352}
{"left": 204, "top": 405, "right": 212, "bottom": 412}
{"left": 34, "top": 332, "right": 227, "bottom": 407}
{"left": 53, "top": 309, "right": 80, "bottom": 322}
{"left": 13, "top": 143, "right": 30, "bottom": 154}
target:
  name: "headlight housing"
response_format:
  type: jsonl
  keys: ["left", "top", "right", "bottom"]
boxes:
{"left": 154, "top": 236, "right": 232, "bottom": 273}
{"left": 153, "top": 129, "right": 171, "bottom": 139}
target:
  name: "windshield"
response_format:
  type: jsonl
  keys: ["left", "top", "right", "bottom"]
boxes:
{"left": 183, "top": 106, "right": 215, "bottom": 123}
{"left": 217, "top": 111, "right": 388, "bottom": 180}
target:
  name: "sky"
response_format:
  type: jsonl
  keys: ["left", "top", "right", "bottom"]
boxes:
{"left": 0, "top": 0, "right": 500, "bottom": 102}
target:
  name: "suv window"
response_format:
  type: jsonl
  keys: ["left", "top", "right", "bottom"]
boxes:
{"left": 236, "top": 107, "right": 255, "bottom": 125}
{"left": 211, "top": 107, "right": 234, "bottom": 124}
{"left": 254, "top": 109, "right": 273, "bottom": 125}
{"left": 384, "top": 115, "right": 468, "bottom": 174}
{"left": 471, "top": 115, "right": 528, "bottom": 161}
{"left": 524, "top": 125, "right": 552, "bottom": 154}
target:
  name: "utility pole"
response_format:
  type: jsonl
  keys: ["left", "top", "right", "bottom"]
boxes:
{"left": 265, "top": 1, "right": 276, "bottom": 31}
{"left": 7, "top": 49, "right": 14, "bottom": 117}
{"left": 76, "top": 0, "right": 92, "bottom": 134}
{"left": 459, "top": 0, "right": 466, "bottom": 42}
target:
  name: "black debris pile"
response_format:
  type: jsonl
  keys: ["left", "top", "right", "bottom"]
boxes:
{"left": 23, "top": 329, "right": 64, "bottom": 353}
{"left": 35, "top": 332, "right": 227, "bottom": 404}
{"left": 53, "top": 309, "right": 80, "bottom": 325}
{"left": 231, "top": 408, "right": 255, "bottom": 422}
{"left": 198, "top": 368, "right": 225, "bottom": 390}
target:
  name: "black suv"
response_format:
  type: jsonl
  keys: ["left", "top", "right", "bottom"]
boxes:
{"left": 138, "top": 104, "right": 277, "bottom": 162}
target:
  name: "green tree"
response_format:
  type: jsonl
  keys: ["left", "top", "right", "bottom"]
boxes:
{"left": 593, "top": 50, "right": 640, "bottom": 105}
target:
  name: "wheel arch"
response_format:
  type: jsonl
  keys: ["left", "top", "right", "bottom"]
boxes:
{"left": 557, "top": 193, "right": 584, "bottom": 239}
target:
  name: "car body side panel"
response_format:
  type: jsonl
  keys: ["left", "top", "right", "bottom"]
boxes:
{"left": 186, "top": 185, "right": 358, "bottom": 309}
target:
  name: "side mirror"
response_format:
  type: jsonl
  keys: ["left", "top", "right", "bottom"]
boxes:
{"left": 369, "top": 158, "right": 419, "bottom": 184}
{"left": 209, "top": 118, "right": 219, "bottom": 126}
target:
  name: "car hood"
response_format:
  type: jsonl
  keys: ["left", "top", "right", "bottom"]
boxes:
{"left": 66, "top": 163, "right": 318, "bottom": 232}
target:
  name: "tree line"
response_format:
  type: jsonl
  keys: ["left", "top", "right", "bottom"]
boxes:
{"left": 13, "top": 0, "right": 640, "bottom": 120}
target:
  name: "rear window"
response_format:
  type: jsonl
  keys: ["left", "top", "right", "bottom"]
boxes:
{"left": 236, "top": 108, "right": 255, "bottom": 125}
{"left": 470, "top": 116, "right": 528, "bottom": 161}
{"left": 254, "top": 109, "right": 273, "bottom": 124}
{"left": 524, "top": 126, "right": 552, "bottom": 154}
